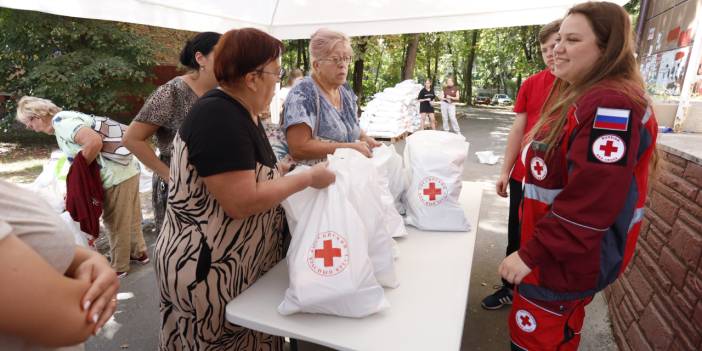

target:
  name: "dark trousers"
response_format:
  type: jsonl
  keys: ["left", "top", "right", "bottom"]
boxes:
{"left": 502, "top": 178, "right": 523, "bottom": 289}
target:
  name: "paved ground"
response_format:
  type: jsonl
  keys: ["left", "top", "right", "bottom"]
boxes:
{"left": 3, "top": 106, "right": 616, "bottom": 350}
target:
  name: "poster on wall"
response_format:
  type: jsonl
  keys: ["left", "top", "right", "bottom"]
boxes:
{"left": 655, "top": 47, "right": 690, "bottom": 96}
{"left": 641, "top": 55, "right": 659, "bottom": 93}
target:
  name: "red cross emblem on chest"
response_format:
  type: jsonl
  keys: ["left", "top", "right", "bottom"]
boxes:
{"left": 530, "top": 156, "right": 547, "bottom": 181}
{"left": 533, "top": 161, "right": 544, "bottom": 176}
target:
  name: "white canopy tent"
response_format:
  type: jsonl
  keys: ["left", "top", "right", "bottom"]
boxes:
{"left": 0, "top": 0, "right": 628, "bottom": 39}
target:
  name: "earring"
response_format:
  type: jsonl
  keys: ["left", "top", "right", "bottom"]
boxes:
{"left": 200, "top": 66, "right": 205, "bottom": 71}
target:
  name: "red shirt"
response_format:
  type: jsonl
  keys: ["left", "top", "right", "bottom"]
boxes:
{"left": 510, "top": 69, "right": 556, "bottom": 181}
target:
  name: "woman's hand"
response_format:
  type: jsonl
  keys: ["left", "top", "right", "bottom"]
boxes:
{"left": 361, "top": 135, "right": 382, "bottom": 149}
{"left": 498, "top": 252, "right": 532, "bottom": 285}
{"left": 307, "top": 162, "right": 336, "bottom": 189}
{"left": 350, "top": 141, "right": 372, "bottom": 157}
{"left": 276, "top": 158, "right": 295, "bottom": 176}
{"left": 495, "top": 173, "right": 509, "bottom": 198}
{"left": 73, "top": 253, "right": 119, "bottom": 334}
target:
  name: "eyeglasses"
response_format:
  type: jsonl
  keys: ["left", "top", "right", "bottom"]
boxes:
{"left": 319, "top": 56, "right": 353, "bottom": 66}
{"left": 257, "top": 68, "right": 285, "bottom": 80}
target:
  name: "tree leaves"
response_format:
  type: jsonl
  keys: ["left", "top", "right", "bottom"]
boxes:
{"left": 0, "top": 8, "right": 157, "bottom": 121}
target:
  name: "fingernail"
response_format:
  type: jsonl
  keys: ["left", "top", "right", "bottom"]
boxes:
{"left": 92, "top": 313, "right": 99, "bottom": 324}
{"left": 83, "top": 300, "right": 91, "bottom": 311}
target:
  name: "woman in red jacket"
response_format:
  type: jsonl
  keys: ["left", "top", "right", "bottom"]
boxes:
{"left": 498, "top": 2, "right": 658, "bottom": 350}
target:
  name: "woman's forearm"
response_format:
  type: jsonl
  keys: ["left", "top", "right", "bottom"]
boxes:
{"left": 289, "top": 139, "right": 354, "bottom": 160}
{"left": 0, "top": 235, "right": 94, "bottom": 347}
{"left": 124, "top": 138, "right": 169, "bottom": 179}
{"left": 204, "top": 169, "right": 313, "bottom": 220}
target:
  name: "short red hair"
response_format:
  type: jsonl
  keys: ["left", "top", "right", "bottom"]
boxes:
{"left": 214, "top": 28, "right": 283, "bottom": 87}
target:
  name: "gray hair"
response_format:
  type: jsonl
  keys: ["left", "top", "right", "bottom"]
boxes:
{"left": 309, "top": 28, "right": 352, "bottom": 71}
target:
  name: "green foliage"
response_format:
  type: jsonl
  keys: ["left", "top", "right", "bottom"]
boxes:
{"left": 0, "top": 8, "right": 158, "bottom": 126}
{"left": 474, "top": 26, "right": 543, "bottom": 97}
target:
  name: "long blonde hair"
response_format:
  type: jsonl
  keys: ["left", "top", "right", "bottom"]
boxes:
{"left": 527, "top": 2, "right": 646, "bottom": 159}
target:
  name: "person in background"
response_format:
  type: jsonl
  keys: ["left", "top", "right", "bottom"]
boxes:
{"left": 154, "top": 28, "right": 335, "bottom": 350}
{"left": 284, "top": 28, "right": 381, "bottom": 165}
{"left": 440, "top": 76, "right": 460, "bottom": 133}
{"left": 16, "top": 97, "right": 148, "bottom": 278}
{"left": 481, "top": 19, "right": 561, "bottom": 311}
{"left": 278, "top": 68, "right": 304, "bottom": 117}
{"left": 498, "top": 2, "right": 657, "bottom": 349}
{"left": 0, "top": 180, "right": 119, "bottom": 350}
{"left": 123, "top": 31, "right": 221, "bottom": 233}
{"left": 417, "top": 78, "right": 437, "bottom": 130}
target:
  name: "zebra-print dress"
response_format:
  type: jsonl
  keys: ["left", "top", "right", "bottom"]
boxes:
{"left": 155, "top": 133, "right": 285, "bottom": 351}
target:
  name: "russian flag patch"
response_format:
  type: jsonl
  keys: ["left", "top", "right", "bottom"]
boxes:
{"left": 593, "top": 107, "right": 630, "bottom": 131}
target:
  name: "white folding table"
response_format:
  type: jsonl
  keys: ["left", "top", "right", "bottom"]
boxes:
{"left": 226, "top": 181, "right": 483, "bottom": 351}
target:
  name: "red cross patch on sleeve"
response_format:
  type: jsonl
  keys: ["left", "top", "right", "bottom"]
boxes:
{"left": 587, "top": 107, "right": 630, "bottom": 166}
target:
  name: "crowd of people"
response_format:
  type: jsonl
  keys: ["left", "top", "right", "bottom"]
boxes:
{"left": 0, "top": 1, "right": 658, "bottom": 350}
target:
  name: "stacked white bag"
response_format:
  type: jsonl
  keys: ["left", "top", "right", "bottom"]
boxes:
{"left": 279, "top": 152, "right": 396, "bottom": 317}
{"left": 360, "top": 80, "right": 423, "bottom": 138}
{"left": 371, "top": 143, "right": 409, "bottom": 218}
{"left": 403, "top": 130, "right": 471, "bottom": 231}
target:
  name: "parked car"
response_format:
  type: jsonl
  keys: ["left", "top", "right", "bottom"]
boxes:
{"left": 474, "top": 93, "right": 491, "bottom": 105}
{"left": 491, "top": 94, "right": 513, "bottom": 106}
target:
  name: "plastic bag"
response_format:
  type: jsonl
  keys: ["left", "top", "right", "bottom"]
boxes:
{"left": 403, "top": 130, "right": 471, "bottom": 231}
{"left": 371, "top": 143, "right": 408, "bottom": 215}
{"left": 330, "top": 148, "right": 400, "bottom": 287}
{"left": 279, "top": 167, "right": 389, "bottom": 317}
{"left": 23, "top": 150, "right": 69, "bottom": 213}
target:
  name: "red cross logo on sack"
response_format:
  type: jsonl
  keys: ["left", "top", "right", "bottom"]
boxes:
{"left": 592, "top": 134, "right": 626, "bottom": 163}
{"left": 530, "top": 157, "right": 547, "bottom": 181}
{"left": 307, "top": 231, "right": 349, "bottom": 276}
{"left": 418, "top": 176, "right": 448, "bottom": 206}
{"left": 515, "top": 309, "right": 537, "bottom": 333}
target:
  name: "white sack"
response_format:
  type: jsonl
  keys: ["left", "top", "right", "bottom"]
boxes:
{"left": 279, "top": 168, "right": 388, "bottom": 317}
{"left": 330, "top": 148, "right": 400, "bottom": 288}
{"left": 23, "top": 150, "right": 69, "bottom": 213}
{"left": 403, "top": 130, "right": 471, "bottom": 231}
{"left": 371, "top": 144, "right": 408, "bottom": 217}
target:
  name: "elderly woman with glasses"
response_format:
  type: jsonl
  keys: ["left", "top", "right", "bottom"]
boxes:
{"left": 283, "top": 28, "right": 380, "bottom": 164}
{"left": 154, "top": 28, "right": 334, "bottom": 351}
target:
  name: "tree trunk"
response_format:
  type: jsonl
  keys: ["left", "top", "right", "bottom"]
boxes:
{"left": 432, "top": 41, "right": 440, "bottom": 86}
{"left": 302, "top": 39, "right": 309, "bottom": 73}
{"left": 402, "top": 33, "right": 420, "bottom": 81}
{"left": 296, "top": 40, "right": 303, "bottom": 69}
{"left": 353, "top": 37, "right": 368, "bottom": 106}
{"left": 463, "top": 30, "right": 479, "bottom": 106}
{"left": 373, "top": 42, "right": 385, "bottom": 92}
{"left": 516, "top": 72, "right": 522, "bottom": 96}
{"left": 520, "top": 27, "right": 533, "bottom": 63}
{"left": 425, "top": 44, "right": 432, "bottom": 82}
{"left": 447, "top": 42, "right": 459, "bottom": 88}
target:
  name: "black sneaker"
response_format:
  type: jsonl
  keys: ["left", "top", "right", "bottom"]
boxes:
{"left": 481, "top": 285, "right": 513, "bottom": 310}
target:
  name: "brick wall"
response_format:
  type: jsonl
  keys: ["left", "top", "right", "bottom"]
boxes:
{"left": 605, "top": 148, "right": 702, "bottom": 351}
